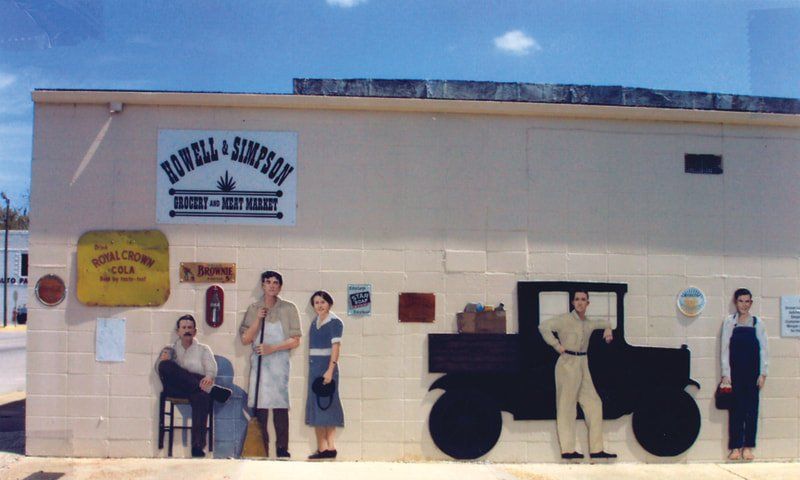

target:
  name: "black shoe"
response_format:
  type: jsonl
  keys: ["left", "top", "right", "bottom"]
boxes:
{"left": 322, "top": 449, "right": 337, "bottom": 459}
{"left": 589, "top": 451, "right": 617, "bottom": 459}
{"left": 561, "top": 451, "right": 584, "bottom": 459}
{"left": 308, "top": 450, "right": 325, "bottom": 460}
{"left": 276, "top": 448, "right": 291, "bottom": 459}
{"left": 210, "top": 385, "right": 232, "bottom": 403}
{"left": 191, "top": 447, "right": 205, "bottom": 458}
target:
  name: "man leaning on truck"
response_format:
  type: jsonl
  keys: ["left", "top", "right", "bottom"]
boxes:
{"left": 538, "top": 290, "right": 617, "bottom": 460}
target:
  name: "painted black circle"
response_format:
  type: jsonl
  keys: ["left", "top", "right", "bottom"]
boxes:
{"left": 428, "top": 390, "right": 502, "bottom": 460}
{"left": 632, "top": 389, "right": 701, "bottom": 457}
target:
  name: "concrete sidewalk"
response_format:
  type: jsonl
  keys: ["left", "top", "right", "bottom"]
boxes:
{"left": 0, "top": 454, "right": 797, "bottom": 480}
{"left": 1, "top": 391, "right": 797, "bottom": 480}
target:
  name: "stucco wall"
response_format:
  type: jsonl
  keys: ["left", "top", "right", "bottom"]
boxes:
{"left": 27, "top": 95, "right": 800, "bottom": 461}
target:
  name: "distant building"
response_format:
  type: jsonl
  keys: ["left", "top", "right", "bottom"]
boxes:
{"left": 0, "top": 230, "right": 29, "bottom": 324}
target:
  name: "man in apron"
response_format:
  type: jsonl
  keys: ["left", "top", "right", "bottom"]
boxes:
{"left": 538, "top": 290, "right": 616, "bottom": 460}
{"left": 240, "top": 270, "right": 302, "bottom": 458}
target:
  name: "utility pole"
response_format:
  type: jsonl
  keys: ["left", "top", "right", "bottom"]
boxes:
{"left": 1, "top": 192, "right": 8, "bottom": 328}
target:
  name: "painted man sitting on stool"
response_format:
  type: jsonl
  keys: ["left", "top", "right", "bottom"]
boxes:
{"left": 157, "top": 314, "right": 232, "bottom": 458}
{"left": 538, "top": 291, "right": 617, "bottom": 460}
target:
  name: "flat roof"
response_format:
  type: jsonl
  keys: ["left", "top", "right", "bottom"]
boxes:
{"left": 32, "top": 79, "right": 800, "bottom": 128}
{"left": 294, "top": 79, "right": 800, "bottom": 115}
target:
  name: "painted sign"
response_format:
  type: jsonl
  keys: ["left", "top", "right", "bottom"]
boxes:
{"left": 206, "top": 285, "right": 224, "bottom": 328}
{"left": 399, "top": 292, "right": 435, "bottom": 323}
{"left": 180, "top": 262, "right": 236, "bottom": 283}
{"left": 35, "top": 274, "right": 66, "bottom": 306}
{"left": 347, "top": 284, "right": 372, "bottom": 316}
{"left": 77, "top": 230, "right": 170, "bottom": 306}
{"left": 780, "top": 295, "right": 800, "bottom": 337}
{"left": 677, "top": 286, "right": 706, "bottom": 317}
{"left": 156, "top": 129, "right": 297, "bottom": 225}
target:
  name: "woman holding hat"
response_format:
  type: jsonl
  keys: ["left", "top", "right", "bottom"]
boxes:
{"left": 305, "top": 290, "right": 345, "bottom": 459}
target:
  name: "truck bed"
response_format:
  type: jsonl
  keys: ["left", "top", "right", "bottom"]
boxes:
{"left": 428, "top": 334, "right": 521, "bottom": 373}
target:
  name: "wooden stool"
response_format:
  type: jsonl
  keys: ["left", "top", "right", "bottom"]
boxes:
{"left": 158, "top": 391, "right": 214, "bottom": 457}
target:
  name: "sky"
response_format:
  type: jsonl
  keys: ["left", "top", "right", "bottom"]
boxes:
{"left": 0, "top": 0, "right": 798, "bottom": 210}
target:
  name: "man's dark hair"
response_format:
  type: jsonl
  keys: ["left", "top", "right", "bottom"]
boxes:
{"left": 175, "top": 314, "right": 196, "bottom": 330}
{"left": 261, "top": 270, "right": 283, "bottom": 285}
{"left": 573, "top": 290, "right": 590, "bottom": 300}
{"left": 733, "top": 288, "right": 752, "bottom": 303}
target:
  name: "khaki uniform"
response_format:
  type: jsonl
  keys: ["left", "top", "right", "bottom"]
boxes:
{"left": 539, "top": 311, "right": 610, "bottom": 453}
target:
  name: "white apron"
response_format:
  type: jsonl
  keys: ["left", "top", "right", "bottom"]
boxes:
{"left": 247, "top": 319, "right": 290, "bottom": 409}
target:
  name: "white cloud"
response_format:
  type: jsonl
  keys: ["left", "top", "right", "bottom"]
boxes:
{"left": 494, "top": 30, "right": 541, "bottom": 56}
{"left": 326, "top": 0, "right": 367, "bottom": 7}
{"left": 0, "top": 73, "right": 16, "bottom": 90}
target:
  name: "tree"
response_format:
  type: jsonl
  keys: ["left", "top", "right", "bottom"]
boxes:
{"left": 0, "top": 192, "right": 29, "bottom": 230}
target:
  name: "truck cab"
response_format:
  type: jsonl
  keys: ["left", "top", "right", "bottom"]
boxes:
{"left": 427, "top": 281, "right": 701, "bottom": 460}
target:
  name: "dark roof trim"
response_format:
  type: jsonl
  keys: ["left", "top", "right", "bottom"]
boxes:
{"left": 293, "top": 78, "right": 800, "bottom": 115}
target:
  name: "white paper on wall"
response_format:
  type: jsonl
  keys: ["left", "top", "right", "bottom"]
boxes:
{"left": 96, "top": 317, "right": 126, "bottom": 362}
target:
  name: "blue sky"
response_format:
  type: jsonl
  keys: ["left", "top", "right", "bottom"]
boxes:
{"left": 1, "top": 0, "right": 798, "bottom": 210}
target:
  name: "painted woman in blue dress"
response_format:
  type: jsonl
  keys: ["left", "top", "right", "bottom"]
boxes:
{"left": 305, "top": 290, "right": 345, "bottom": 460}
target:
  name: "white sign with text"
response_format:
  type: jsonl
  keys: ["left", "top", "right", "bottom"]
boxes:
{"left": 780, "top": 295, "right": 800, "bottom": 337}
{"left": 156, "top": 129, "right": 297, "bottom": 225}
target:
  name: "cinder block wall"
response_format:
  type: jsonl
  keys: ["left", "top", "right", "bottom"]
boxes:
{"left": 27, "top": 97, "right": 800, "bottom": 461}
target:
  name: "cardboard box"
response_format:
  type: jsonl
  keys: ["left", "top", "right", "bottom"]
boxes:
{"left": 457, "top": 311, "right": 506, "bottom": 333}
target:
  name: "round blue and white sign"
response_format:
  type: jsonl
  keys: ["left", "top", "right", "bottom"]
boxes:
{"left": 677, "top": 286, "right": 706, "bottom": 317}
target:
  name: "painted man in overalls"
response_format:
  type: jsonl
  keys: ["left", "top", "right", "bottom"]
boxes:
{"left": 538, "top": 290, "right": 617, "bottom": 460}
{"left": 240, "top": 270, "right": 302, "bottom": 458}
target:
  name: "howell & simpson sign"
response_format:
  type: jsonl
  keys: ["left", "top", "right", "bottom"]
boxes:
{"left": 77, "top": 230, "right": 170, "bottom": 306}
{"left": 156, "top": 129, "right": 297, "bottom": 225}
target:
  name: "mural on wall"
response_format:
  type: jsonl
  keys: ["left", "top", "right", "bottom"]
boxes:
{"left": 76, "top": 230, "right": 170, "bottom": 306}
{"left": 427, "top": 281, "right": 702, "bottom": 460}
{"left": 156, "top": 129, "right": 298, "bottom": 225}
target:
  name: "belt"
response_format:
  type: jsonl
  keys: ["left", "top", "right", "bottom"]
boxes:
{"left": 564, "top": 350, "right": 587, "bottom": 356}
{"left": 309, "top": 348, "right": 332, "bottom": 356}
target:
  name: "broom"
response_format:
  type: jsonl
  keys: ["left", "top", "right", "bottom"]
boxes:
{"left": 241, "top": 317, "right": 267, "bottom": 457}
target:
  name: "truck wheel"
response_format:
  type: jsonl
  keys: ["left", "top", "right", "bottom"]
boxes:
{"left": 428, "top": 390, "right": 502, "bottom": 460}
{"left": 632, "top": 390, "right": 701, "bottom": 457}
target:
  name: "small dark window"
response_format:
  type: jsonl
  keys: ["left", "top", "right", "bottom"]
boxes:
{"left": 685, "top": 154, "right": 723, "bottom": 174}
{"left": 20, "top": 253, "right": 28, "bottom": 277}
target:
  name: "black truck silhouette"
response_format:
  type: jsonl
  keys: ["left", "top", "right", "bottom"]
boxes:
{"left": 427, "top": 281, "right": 701, "bottom": 459}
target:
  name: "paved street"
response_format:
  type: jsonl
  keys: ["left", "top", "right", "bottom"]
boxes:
{"left": 0, "top": 330, "right": 25, "bottom": 395}
{"left": 0, "top": 328, "right": 26, "bottom": 455}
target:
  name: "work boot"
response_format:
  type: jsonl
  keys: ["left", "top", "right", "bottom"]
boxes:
{"left": 210, "top": 385, "right": 232, "bottom": 403}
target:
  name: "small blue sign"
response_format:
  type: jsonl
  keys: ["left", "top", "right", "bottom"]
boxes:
{"left": 348, "top": 284, "right": 371, "bottom": 316}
